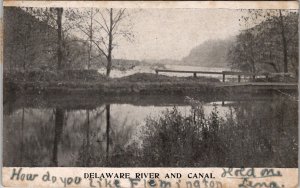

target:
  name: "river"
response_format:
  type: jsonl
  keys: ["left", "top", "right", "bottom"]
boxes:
{"left": 3, "top": 92, "right": 298, "bottom": 167}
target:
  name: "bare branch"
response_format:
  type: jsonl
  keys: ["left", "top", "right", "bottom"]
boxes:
{"left": 92, "top": 40, "right": 108, "bottom": 58}
{"left": 97, "top": 11, "right": 110, "bottom": 32}
{"left": 112, "top": 9, "right": 126, "bottom": 30}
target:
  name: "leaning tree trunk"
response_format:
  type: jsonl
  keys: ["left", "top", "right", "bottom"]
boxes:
{"left": 56, "top": 8, "right": 63, "bottom": 70}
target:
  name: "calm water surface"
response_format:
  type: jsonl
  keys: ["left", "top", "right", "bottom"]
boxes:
{"left": 3, "top": 94, "right": 298, "bottom": 167}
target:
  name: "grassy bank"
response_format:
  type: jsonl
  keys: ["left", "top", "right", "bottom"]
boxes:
{"left": 4, "top": 70, "right": 222, "bottom": 96}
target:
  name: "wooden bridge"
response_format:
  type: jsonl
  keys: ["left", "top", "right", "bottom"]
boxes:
{"left": 155, "top": 69, "right": 269, "bottom": 82}
{"left": 155, "top": 69, "right": 291, "bottom": 82}
{"left": 155, "top": 69, "right": 298, "bottom": 93}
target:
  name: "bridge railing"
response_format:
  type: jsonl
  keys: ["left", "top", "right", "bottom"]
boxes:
{"left": 155, "top": 69, "right": 270, "bottom": 82}
{"left": 221, "top": 71, "right": 269, "bottom": 82}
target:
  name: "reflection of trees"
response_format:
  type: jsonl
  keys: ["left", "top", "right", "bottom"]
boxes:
{"left": 3, "top": 108, "right": 56, "bottom": 166}
{"left": 76, "top": 104, "right": 137, "bottom": 167}
{"left": 51, "top": 107, "right": 65, "bottom": 166}
{"left": 76, "top": 107, "right": 107, "bottom": 166}
{"left": 106, "top": 104, "right": 110, "bottom": 161}
{"left": 6, "top": 96, "right": 296, "bottom": 167}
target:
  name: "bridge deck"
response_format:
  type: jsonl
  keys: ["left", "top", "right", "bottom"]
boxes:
{"left": 155, "top": 69, "right": 271, "bottom": 82}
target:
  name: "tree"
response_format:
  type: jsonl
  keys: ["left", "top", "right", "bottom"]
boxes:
{"left": 229, "top": 10, "right": 298, "bottom": 76}
{"left": 66, "top": 8, "right": 103, "bottom": 69}
{"left": 72, "top": 8, "right": 134, "bottom": 77}
{"left": 56, "top": 8, "right": 64, "bottom": 70}
{"left": 4, "top": 7, "right": 57, "bottom": 71}
{"left": 228, "top": 31, "right": 257, "bottom": 73}
{"left": 24, "top": 7, "right": 66, "bottom": 70}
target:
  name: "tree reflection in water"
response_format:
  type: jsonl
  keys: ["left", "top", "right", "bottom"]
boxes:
{"left": 3, "top": 96, "right": 298, "bottom": 167}
{"left": 106, "top": 104, "right": 110, "bottom": 162}
{"left": 51, "top": 108, "right": 64, "bottom": 166}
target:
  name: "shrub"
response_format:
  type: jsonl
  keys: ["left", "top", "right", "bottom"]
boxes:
{"left": 136, "top": 97, "right": 297, "bottom": 167}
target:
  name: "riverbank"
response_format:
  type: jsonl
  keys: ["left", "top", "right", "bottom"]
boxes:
{"left": 4, "top": 70, "right": 297, "bottom": 99}
{"left": 4, "top": 71, "right": 222, "bottom": 97}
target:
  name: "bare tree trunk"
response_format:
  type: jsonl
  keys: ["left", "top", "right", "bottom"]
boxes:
{"left": 268, "top": 50, "right": 279, "bottom": 72}
{"left": 23, "top": 44, "right": 27, "bottom": 71}
{"left": 88, "top": 8, "right": 93, "bottom": 70}
{"left": 249, "top": 40, "right": 256, "bottom": 74}
{"left": 279, "top": 10, "right": 288, "bottom": 73}
{"left": 106, "top": 9, "right": 113, "bottom": 77}
{"left": 23, "top": 23, "right": 31, "bottom": 71}
{"left": 250, "top": 59, "right": 256, "bottom": 73}
{"left": 56, "top": 8, "right": 63, "bottom": 70}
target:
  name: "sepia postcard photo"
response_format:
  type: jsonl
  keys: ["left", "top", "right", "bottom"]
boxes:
{"left": 1, "top": 1, "right": 299, "bottom": 187}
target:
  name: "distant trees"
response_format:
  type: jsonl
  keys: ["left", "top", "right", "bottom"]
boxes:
{"left": 228, "top": 10, "right": 298, "bottom": 76}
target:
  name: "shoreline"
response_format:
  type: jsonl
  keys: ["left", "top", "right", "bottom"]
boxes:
{"left": 4, "top": 72, "right": 297, "bottom": 98}
{"left": 4, "top": 80, "right": 297, "bottom": 104}
{"left": 4, "top": 80, "right": 222, "bottom": 95}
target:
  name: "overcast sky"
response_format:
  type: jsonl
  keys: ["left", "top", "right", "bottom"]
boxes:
{"left": 72, "top": 9, "right": 244, "bottom": 61}
{"left": 109, "top": 9, "right": 243, "bottom": 61}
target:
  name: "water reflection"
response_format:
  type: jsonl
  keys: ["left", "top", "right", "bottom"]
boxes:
{"left": 52, "top": 108, "right": 64, "bottom": 167}
{"left": 106, "top": 105, "right": 110, "bottom": 162}
{"left": 3, "top": 94, "right": 298, "bottom": 167}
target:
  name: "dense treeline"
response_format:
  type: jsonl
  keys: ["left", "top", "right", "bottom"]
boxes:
{"left": 4, "top": 7, "right": 133, "bottom": 77}
{"left": 4, "top": 7, "right": 99, "bottom": 71}
{"left": 228, "top": 10, "right": 298, "bottom": 77}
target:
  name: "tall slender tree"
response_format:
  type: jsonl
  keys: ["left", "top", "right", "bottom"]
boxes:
{"left": 72, "top": 8, "right": 134, "bottom": 76}
{"left": 25, "top": 7, "right": 66, "bottom": 70}
{"left": 56, "top": 8, "right": 64, "bottom": 70}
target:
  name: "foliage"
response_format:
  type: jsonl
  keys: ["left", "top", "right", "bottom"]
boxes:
{"left": 4, "top": 7, "right": 57, "bottom": 71}
{"left": 136, "top": 97, "right": 298, "bottom": 167}
{"left": 3, "top": 69, "right": 108, "bottom": 82}
{"left": 4, "top": 7, "right": 119, "bottom": 71}
{"left": 228, "top": 10, "right": 298, "bottom": 76}
{"left": 119, "top": 73, "right": 220, "bottom": 83}
{"left": 67, "top": 8, "right": 134, "bottom": 76}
